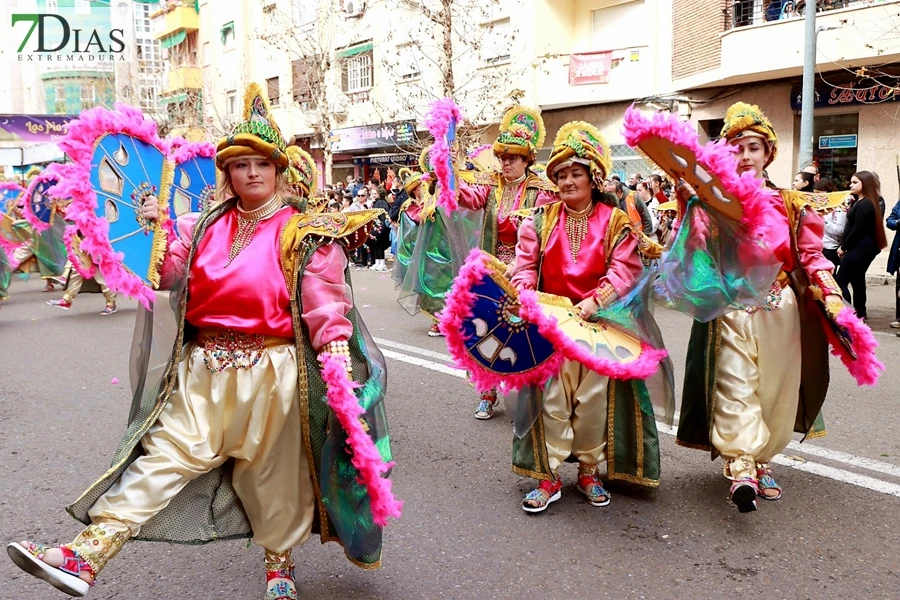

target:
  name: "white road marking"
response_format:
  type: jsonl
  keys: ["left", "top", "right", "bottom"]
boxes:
{"left": 379, "top": 340, "right": 900, "bottom": 498}
{"left": 374, "top": 337, "right": 454, "bottom": 363}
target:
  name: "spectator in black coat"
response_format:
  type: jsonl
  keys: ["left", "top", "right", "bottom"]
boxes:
{"left": 836, "top": 171, "right": 889, "bottom": 320}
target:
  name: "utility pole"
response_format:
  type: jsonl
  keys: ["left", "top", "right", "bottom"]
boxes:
{"left": 798, "top": 3, "right": 817, "bottom": 170}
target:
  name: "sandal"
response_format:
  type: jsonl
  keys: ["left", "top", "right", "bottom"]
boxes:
{"left": 756, "top": 464, "right": 783, "bottom": 501}
{"left": 474, "top": 390, "right": 498, "bottom": 420}
{"left": 729, "top": 478, "right": 759, "bottom": 513}
{"left": 522, "top": 477, "right": 563, "bottom": 513}
{"left": 7, "top": 541, "right": 94, "bottom": 597}
{"left": 265, "top": 550, "right": 297, "bottom": 600}
{"left": 577, "top": 473, "right": 611, "bottom": 507}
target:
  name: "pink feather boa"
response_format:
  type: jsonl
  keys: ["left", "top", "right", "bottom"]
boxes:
{"left": 167, "top": 136, "right": 216, "bottom": 163}
{"left": 439, "top": 249, "right": 668, "bottom": 391}
{"left": 0, "top": 181, "right": 25, "bottom": 195}
{"left": 318, "top": 353, "right": 403, "bottom": 527}
{"left": 825, "top": 306, "right": 885, "bottom": 386}
{"left": 21, "top": 164, "right": 66, "bottom": 232}
{"left": 467, "top": 144, "right": 493, "bottom": 158}
{"left": 622, "top": 106, "right": 788, "bottom": 249}
{"left": 439, "top": 249, "right": 566, "bottom": 392}
{"left": 423, "top": 98, "right": 463, "bottom": 211}
{"left": 0, "top": 229, "right": 23, "bottom": 262}
{"left": 51, "top": 104, "right": 167, "bottom": 308}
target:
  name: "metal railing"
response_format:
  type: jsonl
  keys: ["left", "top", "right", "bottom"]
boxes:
{"left": 724, "top": 0, "right": 861, "bottom": 30}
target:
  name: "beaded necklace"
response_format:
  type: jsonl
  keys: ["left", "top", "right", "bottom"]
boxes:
{"left": 497, "top": 172, "right": 526, "bottom": 220}
{"left": 564, "top": 202, "right": 593, "bottom": 263}
{"left": 226, "top": 194, "right": 283, "bottom": 266}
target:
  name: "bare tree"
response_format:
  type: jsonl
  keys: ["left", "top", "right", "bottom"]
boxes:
{"left": 258, "top": 0, "right": 339, "bottom": 184}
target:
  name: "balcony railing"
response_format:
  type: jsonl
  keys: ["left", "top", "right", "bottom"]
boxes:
{"left": 724, "top": 0, "right": 863, "bottom": 30}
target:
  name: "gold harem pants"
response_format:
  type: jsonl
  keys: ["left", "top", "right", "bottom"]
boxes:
{"left": 710, "top": 286, "right": 802, "bottom": 479}
{"left": 88, "top": 342, "right": 316, "bottom": 553}
{"left": 543, "top": 359, "right": 610, "bottom": 473}
{"left": 62, "top": 261, "right": 116, "bottom": 305}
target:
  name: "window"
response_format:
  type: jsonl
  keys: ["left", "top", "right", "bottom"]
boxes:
{"left": 342, "top": 52, "right": 373, "bottom": 92}
{"left": 46, "top": 0, "right": 58, "bottom": 11}
{"left": 811, "top": 113, "right": 860, "bottom": 189}
{"left": 267, "top": 76, "right": 280, "bottom": 107}
{"left": 292, "top": 0, "right": 318, "bottom": 25}
{"left": 202, "top": 41, "right": 210, "bottom": 65}
{"left": 136, "top": 38, "right": 162, "bottom": 73}
{"left": 292, "top": 57, "right": 320, "bottom": 107}
{"left": 481, "top": 18, "right": 511, "bottom": 65}
{"left": 226, "top": 90, "right": 237, "bottom": 116}
{"left": 138, "top": 85, "right": 159, "bottom": 112}
{"left": 81, "top": 83, "right": 95, "bottom": 110}
{"left": 396, "top": 42, "right": 421, "bottom": 81}
{"left": 74, "top": 0, "right": 90, "bottom": 14}
{"left": 135, "top": 2, "right": 152, "bottom": 34}
{"left": 54, "top": 82, "right": 66, "bottom": 114}
{"left": 221, "top": 22, "right": 235, "bottom": 49}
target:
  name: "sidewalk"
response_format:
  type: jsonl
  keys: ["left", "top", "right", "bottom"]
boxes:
{"left": 865, "top": 251, "right": 895, "bottom": 286}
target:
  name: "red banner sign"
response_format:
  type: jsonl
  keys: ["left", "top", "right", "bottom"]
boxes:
{"left": 568, "top": 51, "right": 612, "bottom": 85}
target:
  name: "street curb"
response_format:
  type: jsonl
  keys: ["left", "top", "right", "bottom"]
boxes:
{"left": 866, "top": 274, "right": 897, "bottom": 286}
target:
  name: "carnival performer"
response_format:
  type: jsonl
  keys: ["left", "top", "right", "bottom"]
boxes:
{"left": 47, "top": 236, "right": 117, "bottom": 315}
{"left": 391, "top": 167, "right": 426, "bottom": 287}
{"left": 8, "top": 202, "right": 67, "bottom": 291}
{"left": 676, "top": 103, "right": 846, "bottom": 513}
{"left": 508, "top": 122, "right": 658, "bottom": 513}
{"left": 7, "top": 84, "right": 399, "bottom": 599}
{"left": 456, "top": 106, "right": 557, "bottom": 419}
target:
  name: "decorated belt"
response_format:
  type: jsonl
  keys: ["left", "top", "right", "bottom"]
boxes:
{"left": 745, "top": 271, "right": 790, "bottom": 315}
{"left": 196, "top": 327, "right": 293, "bottom": 373}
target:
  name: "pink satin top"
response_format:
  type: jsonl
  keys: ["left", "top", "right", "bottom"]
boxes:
{"left": 404, "top": 201, "right": 423, "bottom": 225}
{"left": 511, "top": 202, "right": 642, "bottom": 303}
{"left": 162, "top": 205, "right": 353, "bottom": 349}
{"left": 459, "top": 180, "right": 557, "bottom": 246}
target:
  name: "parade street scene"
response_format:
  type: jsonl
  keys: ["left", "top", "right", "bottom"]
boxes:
{"left": 1, "top": 0, "right": 899, "bottom": 599}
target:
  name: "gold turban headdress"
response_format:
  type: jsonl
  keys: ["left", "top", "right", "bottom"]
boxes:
{"left": 545, "top": 121, "right": 612, "bottom": 187}
{"left": 720, "top": 102, "right": 778, "bottom": 167}
{"left": 492, "top": 106, "right": 546, "bottom": 162}
{"left": 285, "top": 145, "right": 317, "bottom": 198}
{"left": 216, "top": 83, "right": 289, "bottom": 171}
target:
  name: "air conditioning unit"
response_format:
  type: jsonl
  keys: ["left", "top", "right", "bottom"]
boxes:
{"left": 344, "top": 0, "right": 365, "bottom": 17}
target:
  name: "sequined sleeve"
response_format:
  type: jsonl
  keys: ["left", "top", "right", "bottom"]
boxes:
{"left": 301, "top": 242, "right": 353, "bottom": 350}
{"left": 159, "top": 213, "right": 199, "bottom": 290}
{"left": 596, "top": 232, "right": 641, "bottom": 300}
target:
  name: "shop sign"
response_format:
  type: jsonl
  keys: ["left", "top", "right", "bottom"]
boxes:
{"left": 818, "top": 134, "right": 857, "bottom": 150}
{"left": 790, "top": 80, "right": 900, "bottom": 110}
{"left": 330, "top": 121, "right": 418, "bottom": 152}
{"left": 0, "top": 114, "right": 75, "bottom": 142}
{"left": 569, "top": 51, "right": 612, "bottom": 85}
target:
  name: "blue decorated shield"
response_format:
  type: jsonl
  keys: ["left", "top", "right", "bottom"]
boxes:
{"left": 90, "top": 132, "right": 168, "bottom": 287}
{"left": 170, "top": 154, "right": 216, "bottom": 224}
{"left": 461, "top": 267, "right": 556, "bottom": 376}
{"left": 27, "top": 177, "right": 58, "bottom": 225}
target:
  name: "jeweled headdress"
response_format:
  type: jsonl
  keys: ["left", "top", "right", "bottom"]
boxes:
{"left": 492, "top": 106, "right": 546, "bottom": 162}
{"left": 398, "top": 166, "right": 422, "bottom": 194}
{"left": 286, "top": 145, "right": 317, "bottom": 197}
{"left": 216, "top": 82, "right": 289, "bottom": 171}
{"left": 545, "top": 121, "right": 611, "bottom": 187}
{"left": 720, "top": 102, "right": 778, "bottom": 167}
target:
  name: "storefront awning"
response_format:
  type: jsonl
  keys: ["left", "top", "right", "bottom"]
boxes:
{"left": 159, "top": 30, "right": 187, "bottom": 49}
{"left": 161, "top": 93, "right": 189, "bottom": 104}
{"left": 336, "top": 42, "right": 373, "bottom": 59}
{"left": 220, "top": 22, "right": 235, "bottom": 45}
{"left": 353, "top": 152, "right": 417, "bottom": 165}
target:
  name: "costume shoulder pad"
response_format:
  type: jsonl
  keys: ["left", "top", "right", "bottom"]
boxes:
{"left": 781, "top": 189, "right": 850, "bottom": 216}
{"left": 525, "top": 174, "right": 558, "bottom": 192}
{"left": 283, "top": 209, "right": 383, "bottom": 253}
{"left": 459, "top": 169, "right": 498, "bottom": 186}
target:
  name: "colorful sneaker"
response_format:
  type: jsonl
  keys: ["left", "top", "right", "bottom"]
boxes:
{"left": 474, "top": 390, "right": 498, "bottom": 420}
{"left": 48, "top": 299, "right": 72, "bottom": 310}
{"left": 7, "top": 541, "right": 94, "bottom": 597}
{"left": 577, "top": 472, "right": 611, "bottom": 507}
{"left": 99, "top": 305, "right": 117, "bottom": 316}
{"left": 756, "top": 464, "right": 783, "bottom": 501}
{"left": 427, "top": 321, "right": 444, "bottom": 337}
{"left": 522, "top": 477, "right": 563, "bottom": 513}
{"left": 729, "top": 478, "right": 759, "bottom": 513}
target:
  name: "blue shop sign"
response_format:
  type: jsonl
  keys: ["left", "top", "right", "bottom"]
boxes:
{"left": 818, "top": 134, "right": 857, "bottom": 150}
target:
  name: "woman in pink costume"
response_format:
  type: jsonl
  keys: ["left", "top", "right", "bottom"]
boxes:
{"left": 7, "top": 84, "right": 398, "bottom": 599}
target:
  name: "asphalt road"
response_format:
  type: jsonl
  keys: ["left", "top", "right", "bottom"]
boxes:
{"left": 1, "top": 273, "right": 898, "bottom": 600}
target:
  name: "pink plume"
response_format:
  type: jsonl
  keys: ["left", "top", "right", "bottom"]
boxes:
{"left": 168, "top": 137, "right": 216, "bottom": 163}
{"left": 21, "top": 164, "right": 66, "bottom": 232}
{"left": 826, "top": 306, "right": 885, "bottom": 386}
{"left": 318, "top": 353, "right": 403, "bottom": 527}
{"left": 423, "top": 98, "right": 463, "bottom": 211}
